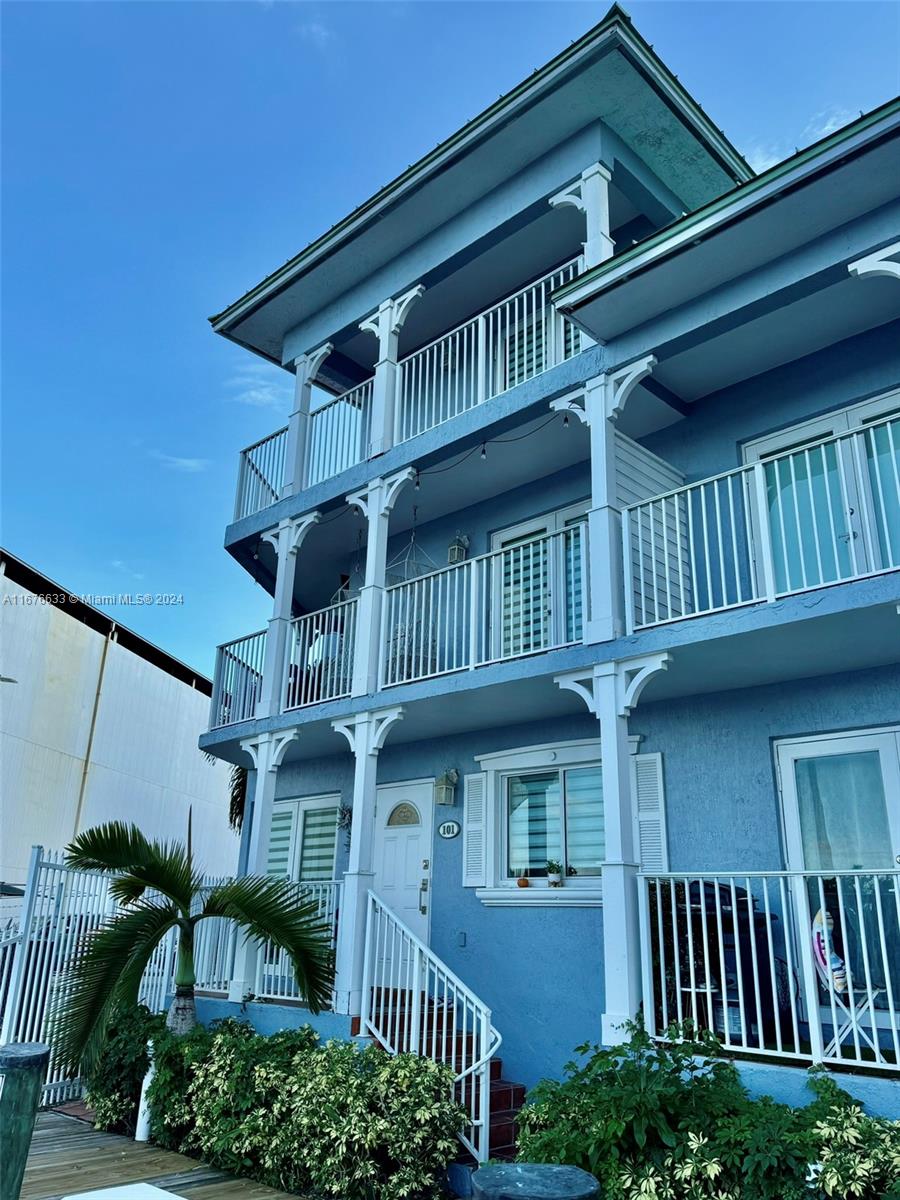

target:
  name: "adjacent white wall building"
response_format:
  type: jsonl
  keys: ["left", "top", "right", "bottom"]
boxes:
{"left": 0, "top": 550, "right": 238, "bottom": 886}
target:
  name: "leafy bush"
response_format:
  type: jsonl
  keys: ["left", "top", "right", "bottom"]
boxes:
{"left": 83, "top": 1004, "right": 165, "bottom": 1135}
{"left": 517, "top": 1022, "right": 900, "bottom": 1200}
{"left": 148, "top": 1018, "right": 465, "bottom": 1198}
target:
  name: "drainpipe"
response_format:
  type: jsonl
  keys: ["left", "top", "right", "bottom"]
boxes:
{"left": 72, "top": 625, "right": 116, "bottom": 840}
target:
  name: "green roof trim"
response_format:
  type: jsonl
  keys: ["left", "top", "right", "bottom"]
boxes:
{"left": 210, "top": 3, "right": 751, "bottom": 335}
{"left": 555, "top": 94, "right": 900, "bottom": 309}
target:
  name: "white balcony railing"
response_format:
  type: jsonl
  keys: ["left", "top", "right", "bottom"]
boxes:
{"left": 283, "top": 597, "right": 358, "bottom": 710}
{"left": 306, "top": 379, "right": 374, "bottom": 488}
{"left": 234, "top": 427, "right": 288, "bottom": 521}
{"left": 624, "top": 413, "right": 900, "bottom": 631}
{"left": 209, "top": 629, "right": 267, "bottom": 728}
{"left": 397, "top": 258, "right": 583, "bottom": 444}
{"left": 381, "top": 525, "right": 586, "bottom": 687}
{"left": 255, "top": 879, "right": 342, "bottom": 1002}
{"left": 639, "top": 870, "right": 900, "bottom": 1071}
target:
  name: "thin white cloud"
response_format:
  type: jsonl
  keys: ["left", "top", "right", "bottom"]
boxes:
{"left": 295, "top": 20, "right": 333, "bottom": 50}
{"left": 111, "top": 559, "right": 145, "bottom": 581}
{"left": 152, "top": 451, "right": 210, "bottom": 473}
{"left": 744, "top": 142, "right": 785, "bottom": 173}
{"left": 225, "top": 363, "right": 293, "bottom": 412}
{"left": 803, "top": 106, "right": 857, "bottom": 144}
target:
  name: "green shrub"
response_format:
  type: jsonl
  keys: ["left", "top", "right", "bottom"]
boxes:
{"left": 83, "top": 1004, "right": 165, "bottom": 1135}
{"left": 517, "top": 1022, "right": 900, "bottom": 1200}
{"left": 148, "top": 1018, "right": 465, "bottom": 1198}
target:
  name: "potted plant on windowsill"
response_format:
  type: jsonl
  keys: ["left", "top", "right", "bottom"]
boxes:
{"left": 547, "top": 859, "right": 563, "bottom": 887}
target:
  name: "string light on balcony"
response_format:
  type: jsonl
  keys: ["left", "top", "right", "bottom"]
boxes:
{"left": 480, "top": 443, "right": 487, "bottom": 460}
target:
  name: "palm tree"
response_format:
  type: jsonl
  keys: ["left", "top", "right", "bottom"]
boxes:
{"left": 52, "top": 821, "right": 334, "bottom": 1074}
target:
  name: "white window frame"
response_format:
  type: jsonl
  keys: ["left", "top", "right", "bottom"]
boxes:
{"left": 775, "top": 725, "right": 900, "bottom": 874}
{"left": 472, "top": 738, "right": 639, "bottom": 906}
{"left": 743, "top": 388, "right": 900, "bottom": 464}
{"left": 271, "top": 793, "right": 341, "bottom": 882}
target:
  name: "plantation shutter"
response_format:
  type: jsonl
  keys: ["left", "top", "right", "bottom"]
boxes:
{"left": 631, "top": 753, "right": 669, "bottom": 871}
{"left": 499, "top": 533, "right": 550, "bottom": 656}
{"left": 462, "top": 772, "right": 488, "bottom": 887}
{"left": 298, "top": 806, "right": 339, "bottom": 881}
{"left": 266, "top": 802, "right": 298, "bottom": 878}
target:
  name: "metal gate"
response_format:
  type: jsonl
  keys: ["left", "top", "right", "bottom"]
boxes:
{"left": 0, "top": 846, "right": 177, "bottom": 1105}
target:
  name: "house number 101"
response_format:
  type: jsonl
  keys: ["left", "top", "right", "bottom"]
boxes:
{"left": 438, "top": 820, "right": 461, "bottom": 839}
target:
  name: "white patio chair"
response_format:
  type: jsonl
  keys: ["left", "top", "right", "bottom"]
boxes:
{"left": 811, "top": 908, "right": 884, "bottom": 1062}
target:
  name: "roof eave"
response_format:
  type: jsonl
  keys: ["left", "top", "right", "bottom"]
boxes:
{"left": 210, "top": 7, "right": 751, "bottom": 337}
{"left": 555, "top": 96, "right": 900, "bottom": 314}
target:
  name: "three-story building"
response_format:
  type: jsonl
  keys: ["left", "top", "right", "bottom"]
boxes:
{"left": 199, "top": 4, "right": 900, "bottom": 1157}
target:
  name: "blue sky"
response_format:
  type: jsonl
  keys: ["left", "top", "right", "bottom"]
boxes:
{"left": 3, "top": 1, "right": 899, "bottom": 675}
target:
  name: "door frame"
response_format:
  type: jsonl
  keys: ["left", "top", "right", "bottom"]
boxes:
{"left": 373, "top": 778, "right": 436, "bottom": 947}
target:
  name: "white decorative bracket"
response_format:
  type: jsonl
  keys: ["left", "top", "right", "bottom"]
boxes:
{"left": 606, "top": 356, "right": 657, "bottom": 423}
{"left": 550, "top": 163, "right": 614, "bottom": 269}
{"left": 359, "top": 286, "right": 426, "bottom": 348}
{"left": 261, "top": 511, "right": 322, "bottom": 557}
{"left": 346, "top": 467, "right": 416, "bottom": 522}
{"left": 295, "top": 341, "right": 334, "bottom": 387}
{"left": 240, "top": 729, "right": 299, "bottom": 771}
{"left": 555, "top": 652, "right": 672, "bottom": 718}
{"left": 332, "top": 706, "right": 404, "bottom": 757}
{"left": 848, "top": 241, "right": 900, "bottom": 284}
{"left": 549, "top": 389, "right": 589, "bottom": 425}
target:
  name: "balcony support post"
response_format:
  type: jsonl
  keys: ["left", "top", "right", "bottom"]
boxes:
{"left": 331, "top": 707, "right": 404, "bottom": 1016}
{"left": 553, "top": 357, "right": 656, "bottom": 643}
{"left": 257, "top": 514, "right": 321, "bottom": 717}
{"left": 359, "top": 286, "right": 425, "bottom": 457}
{"left": 284, "top": 343, "right": 333, "bottom": 497}
{"left": 228, "top": 730, "right": 299, "bottom": 1002}
{"left": 347, "top": 468, "right": 416, "bottom": 697}
{"left": 556, "top": 653, "right": 671, "bottom": 1045}
{"left": 550, "top": 161, "right": 615, "bottom": 270}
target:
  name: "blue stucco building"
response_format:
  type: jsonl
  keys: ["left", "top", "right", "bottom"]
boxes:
{"left": 198, "top": 4, "right": 900, "bottom": 1157}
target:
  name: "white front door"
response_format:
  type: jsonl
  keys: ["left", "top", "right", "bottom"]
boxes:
{"left": 372, "top": 781, "right": 434, "bottom": 944}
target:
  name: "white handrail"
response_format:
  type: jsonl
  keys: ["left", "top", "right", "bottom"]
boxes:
{"left": 361, "top": 891, "right": 501, "bottom": 1162}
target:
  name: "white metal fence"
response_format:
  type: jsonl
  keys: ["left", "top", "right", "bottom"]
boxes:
{"left": 362, "top": 891, "right": 500, "bottom": 1162}
{"left": 254, "top": 880, "right": 341, "bottom": 1002}
{"left": 381, "top": 526, "right": 586, "bottom": 686}
{"left": 283, "top": 598, "right": 358, "bottom": 710}
{"left": 235, "top": 427, "right": 289, "bottom": 521}
{"left": 625, "top": 414, "right": 900, "bottom": 631}
{"left": 396, "top": 258, "right": 582, "bottom": 444}
{"left": 0, "top": 848, "right": 178, "bottom": 1105}
{"left": 639, "top": 870, "right": 900, "bottom": 1071}
{"left": 210, "top": 629, "right": 267, "bottom": 728}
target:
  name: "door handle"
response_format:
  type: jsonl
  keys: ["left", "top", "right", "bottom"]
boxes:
{"left": 419, "top": 879, "right": 428, "bottom": 915}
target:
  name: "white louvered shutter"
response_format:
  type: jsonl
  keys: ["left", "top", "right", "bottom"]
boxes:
{"left": 266, "top": 802, "right": 298, "bottom": 878}
{"left": 631, "top": 753, "right": 668, "bottom": 871}
{"left": 462, "top": 772, "right": 488, "bottom": 887}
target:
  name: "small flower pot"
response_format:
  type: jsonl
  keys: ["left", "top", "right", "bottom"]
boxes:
{"left": 516, "top": 876, "right": 530, "bottom": 889}
{"left": 547, "top": 872, "right": 562, "bottom": 887}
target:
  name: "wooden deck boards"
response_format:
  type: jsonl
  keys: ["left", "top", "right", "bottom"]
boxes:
{"left": 22, "top": 1113, "right": 297, "bottom": 1200}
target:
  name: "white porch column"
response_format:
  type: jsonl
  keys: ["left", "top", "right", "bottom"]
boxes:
{"left": 331, "top": 707, "right": 404, "bottom": 1016}
{"left": 556, "top": 653, "right": 670, "bottom": 1044}
{"left": 359, "top": 286, "right": 424, "bottom": 457}
{"left": 347, "top": 467, "right": 415, "bottom": 697}
{"left": 228, "top": 730, "right": 298, "bottom": 1002}
{"left": 283, "top": 343, "right": 332, "bottom": 497}
{"left": 550, "top": 161, "right": 615, "bottom": 269}
{"left": 552, "top": 357, "right": 656, "bottom": 644}
{"left": 256, "top": 513, "right": 322, "bottom": 718}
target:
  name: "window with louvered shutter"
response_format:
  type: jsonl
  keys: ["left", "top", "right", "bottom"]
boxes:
{"left": 462, "top": 772, "right": 487, "bottom": 887}
{"left": 266, "top": 803, "right": 297, "bottom": 878}
{"left": 298, "top": 806, "right": 339, "bottom": 881}
{"left": 631, "top": 753, "right": 668, "bottom": 871}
